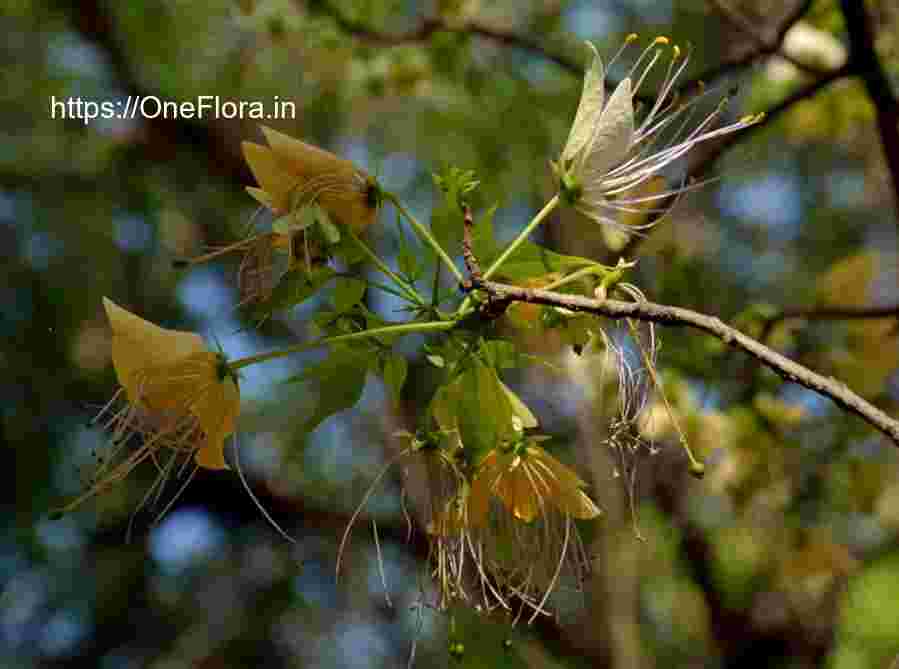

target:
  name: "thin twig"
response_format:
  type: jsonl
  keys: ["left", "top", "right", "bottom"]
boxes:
{"left": 759, "top": 303, "right": 899, "bottom": 342}
{"left": 304, "top": 0, "right": 580, "bottom": 72}
{"left": 678, "top": 0, "right": 817, "bottom": 95}
{"left": 461, "top": 204, "right": 481, "bottom": 281}
{"left": 467, "top": 278, "right": 899, "bottom": 446}
{"left": 705, "top": 0, "right": 827, "bottom": 77}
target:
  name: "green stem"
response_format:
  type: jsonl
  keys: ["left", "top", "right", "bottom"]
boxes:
{"left": 431, "top": 259, "right": 442, "bottom": 309}
{"left": 482, "top": 194, "right": 560, "bottom": 281}
{"left": 386, "top": 193, "right": 464, "bottom": 284}
{"left": 454, "top": 195, "right": 562, "bottom": 319}
{"left": 228, "top": 320, "right": 456, "bottom": 371}
{"left": 346, "top": 229, "right": 426, "bottom": 305}
{"left": 542, "top": 263, "right": 611, "bottom": 291}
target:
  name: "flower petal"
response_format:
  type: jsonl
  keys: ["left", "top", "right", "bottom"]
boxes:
{"left": 561, "top": 42, "right": 605, "bottom": 167}
{"left": 580, "top": 77, "right": 634, "bottom": 184}
{"left": 103, "top": 298, "right": 206, "bottom": 405}
{"left": 468, "top": 450, "right": 499, "bottom": 528}
{"left": 245, "top": 186, "right": 276, "bottom": 211}
{"left": 241, "top": 141, "right": 299, "bottom": 213}
{"left": 261, "top": 126, "right": 358, "bottom": 181}
{"left": 528, "top": 447, "right": 601, "bottom": 519}
{"left": 193, "top": 371, "right": 240, "bottom": 470}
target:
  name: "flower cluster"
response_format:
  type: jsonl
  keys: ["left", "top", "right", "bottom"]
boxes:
{"left": 392, "top": 382, "right": 602, "bottom": 622}
{"left": 58, "top": 28, "right": 761, "bottom": 626}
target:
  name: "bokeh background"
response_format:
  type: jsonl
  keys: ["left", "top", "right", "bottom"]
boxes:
{"left": 5, "top": 0, "right": 899, "bottom": 667}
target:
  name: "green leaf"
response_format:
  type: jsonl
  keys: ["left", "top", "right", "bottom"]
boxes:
{"left": 499, "top": 381, "right": 538, "bottom": 429}
{"left": 252, "top": 265, "right": 336, "bottom": 319}
{"left": 480, "top": 339, "right": 519, "bottom": 369}
{"left": 429, "top": 166, "right": 479, "bottom": 260}
{"left": 328, "top": 222, "right": 367, "bottom": 266}
{"left": 471, "top": 204, "right": 596, "bottom": 281}
{"left": 380, "top": 353, "right": 408, "bottom": 407}
{"left": 426, "top": 354, "right": 445, "bottom": 368}
{"left": 431, "top": 363, "right": 517, "bottom": 462}
{"left": 333, "top": 276, "right": 366, "bottom": 313}
{"left": 290, "top": 347, "right": 370, "bottom": 434}
{"left": 316, "top": 208, "right": 342, "bottom": 245}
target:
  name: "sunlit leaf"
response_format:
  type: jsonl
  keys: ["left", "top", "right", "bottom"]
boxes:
{"left": 288, "top": 347, "right": 370, "bottom": 434}
{"left": 380, "top": 352, "right": 408, "bottom": 407}
{"left": 332, "top": 276, "right": 366, "bottom": 313}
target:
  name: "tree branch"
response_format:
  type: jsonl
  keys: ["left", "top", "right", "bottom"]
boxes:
{"left": 678, "top": 0, "right": 818, "bottom": 94}
{"left": 304, "top": 0, "right": 580, "bottom": 72}
{"left": 840, "top": 0, "right": 899, "bottom": 228}
{"left": 756, "top": 303, "right": 899, "bottom": 344}
{"left": 705, "top": 0, "right": 827, "bottom": 77}
{"left": 467, "top": 278, "right": 899, "bottom": 446}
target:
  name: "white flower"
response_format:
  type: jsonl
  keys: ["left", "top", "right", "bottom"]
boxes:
{"left": 555, "top": 36, "right": 764, "bottom": 231}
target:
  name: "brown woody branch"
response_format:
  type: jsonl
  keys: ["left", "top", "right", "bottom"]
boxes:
{"left": 680, "top": 0, "right": 818, "bottom": 93}
{"left": 308, "top": 0, "right": 818, "bottom": 104}
{"left": 756, "top": 303, "right": 899, "bottom": 344}
{"left": 466, "top": 277, "right": 899, "bottom": 446}
{"left": 304, "top": 0, "right": 580, "bottom": 73}
{"left": 705, "top": 0, "right": 826, "bottom": 77}
{"left": 460, "top": 204, "right": 481, "bottom": 282}
{"left": 840, "top": 0, "right": 899, "bottom": 228}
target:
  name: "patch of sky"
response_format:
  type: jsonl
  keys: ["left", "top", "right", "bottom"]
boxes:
{"left": 522, "top": 58, "right": 555, "bottom": 86}
{"left": 364, "top": 542, "right": 418, "bottom": 605}
{"left": 53, "top": 424, "right": 105, "bottom": 498}
{"left": 24, "top": 230, "right": 64, "bottom": 271}
{"left": 330, "top": 620, "right": 391, "bottom": 669}
{"left": 112, "top": 214, "right": 153, "bottom": 254}
{"left": 234, "top": 432, "right": 283, "bottom": 480}
{"left": 304, "top": 414, "right": 397, "bottom": 520}
{"left": 378, "top": 152, "right": 419, "bottom": 192}
{"left": 38, "top": 608, "right": 88, "bottom": 658}
{"left": 47, "top": 32, "right": 112, "bottom": 80}
{"left": 1, "top": 567, "right": 49, "bottom": 650}
{"left": 149, "top": 507, "right": 226, "bottom": 575}
{"left": 334, "top": 137, "right": 371, "bottom": 173}
{"left": 833, "top": 512, "right": 889, "bottom": 553}
{"left": 5, "top": 190, "right": 33, "bottom": 236}
{"left": 780, "top": 385, "right": 829, "bottom": 417}
{"left": 717, "top": 172, "right": 803, "bottom": 243}
{"left": 0, "top": 191, "right": 16, "bottom": 225}
{"left": 292, "top": 557, "right": 338, "bottom": 608}
{"left": 35, "top": 517, "right": 85, "bottom": 554}
{"left": 563, "top": 3, "right": 621, "bottom": 41}
{"left": 177, "top": 266, "right": 297, "bottom": 401}
{"left": 825, "top": 170, "right": 866, "bottom": 208}
{"left": 494, "top": 200, "right": 535, "bottom": 245}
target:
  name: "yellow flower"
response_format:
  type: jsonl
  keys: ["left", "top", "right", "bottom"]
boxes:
{"left": 469, "top": 441, "right": 600, "bottom": 526}
{"left": 56, "top": 299, "right": 240, "bottom": 516}
{"left": 104, "top": 297, "right": 240, "bottom": 469}
{"left": 242, "top": 125, "right": 378, "bottom": 233}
